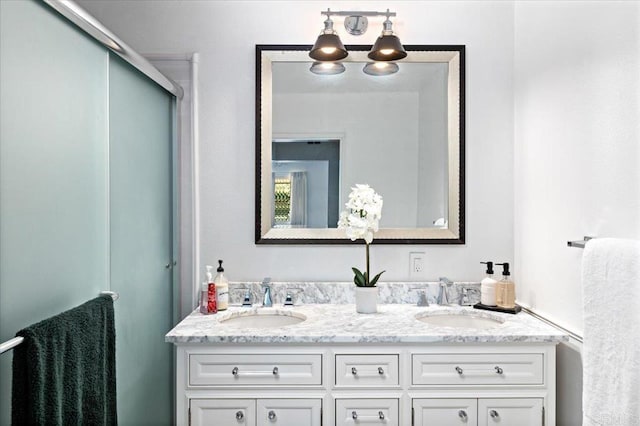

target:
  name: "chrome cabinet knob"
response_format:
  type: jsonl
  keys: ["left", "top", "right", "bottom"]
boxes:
{"left": 378, "top": 367, "right": 384, "bottom": 375}
{"left": 378, "top": 411, "right": 385, "bottom": 420}
{"left": 458, "top": 410, "right": 468, "bottom": 421}
{"left": 272, "top": 366, "right": 279, "bottom": 375}
{"left": 352, "top": 411, "right": 358, "bottom": 420}
{"left": 268, "top": 410, "right": 277, "bottom": 421}
{"left": 490, "top": 409, "right": 499, "bottom": 419}
{"left": 236, "top": 411, "right": 244, "bottom": 421}
{"left": 232, "top": 367, "right": 239, "bottom": 376}
{"left": 455, "top": 366, "right": 463, "bottom": 375}
{"left": 495, "top": 366, "right": 504, "bottom": 374}
{"left": 351, "top": 367, "right": 358, "bottom": 375}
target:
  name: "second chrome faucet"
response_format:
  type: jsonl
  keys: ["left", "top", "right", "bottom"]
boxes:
{"left": 262, "top": 277, "right": 273, "bottom": 307}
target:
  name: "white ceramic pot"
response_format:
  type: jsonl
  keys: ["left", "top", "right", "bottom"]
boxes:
{"left": 355, "top": 286, "right": 378, "bottom": 313}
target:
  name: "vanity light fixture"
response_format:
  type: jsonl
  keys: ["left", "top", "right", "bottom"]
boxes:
{"left": 309, "top": 10, "right": 348, "bottom": 61}
{"left": 362, "top": 62, "right": 399, "bottom": 76}
{"left": 368, "top": 11, "right": 407, "bottom": 61}
{"left": 309, "top": 61, "right": 346, "bottom": 75}
{"left": 310, "top": 8, "right": 406, "bottom": 62}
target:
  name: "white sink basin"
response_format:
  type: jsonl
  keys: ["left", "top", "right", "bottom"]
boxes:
{"left": 415, "top": 312, "right": 504, "bottom": 330}
{"left": 219, "top": 310, "right": 306, "bottom": 328}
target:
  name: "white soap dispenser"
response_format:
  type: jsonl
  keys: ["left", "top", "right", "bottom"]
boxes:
{"left": 480, "top": 261, "right": 498, "bottom": 306}
{"left": 214, "top": 260, "right": 229, "bottom": 311}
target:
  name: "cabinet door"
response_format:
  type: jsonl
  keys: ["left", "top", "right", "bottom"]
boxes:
{"left": 413, "top": 399, "right": 477, "bottom": 425}
{"left": 478, "top": 398, "right": 543, "bottom": 426}
{"left": 336, "top": 398, "right": 399, "bottom": 426}
{"left": 257, "top": 399, "right": 321, "bottom": 426}
{"left": 190, "top": 399, "right": 256, "bottom": 426}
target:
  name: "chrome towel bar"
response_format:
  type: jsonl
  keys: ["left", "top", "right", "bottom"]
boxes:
{"left": 567, "top": 236, "right": 594, "bottom": 248}
{"left": 0, "top": 291, "right": 119, "bottom": 355}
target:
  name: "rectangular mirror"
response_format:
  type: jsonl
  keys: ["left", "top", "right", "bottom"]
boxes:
{"left": 256, "top": 45, "right": 465, "bottom": 244}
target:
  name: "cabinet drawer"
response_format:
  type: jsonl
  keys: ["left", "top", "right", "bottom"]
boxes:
{"left": 336, "top": 399, "right": 399, "bottom": 426}
{"left": 412, "top": 353, "right": 543, "bottom": 386}
{"left": 189, "top": 353, "right": 322, "bottom": 386}
{"left": 335, "top": 354, "right": 399, "bottom": 387}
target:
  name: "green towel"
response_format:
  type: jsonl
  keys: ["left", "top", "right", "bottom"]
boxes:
{"left": 11, "top": 295, "right": 117, "bottom": 425}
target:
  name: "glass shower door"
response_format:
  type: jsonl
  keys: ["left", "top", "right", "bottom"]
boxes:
{"left": 109, "top": 53, "right": 175, "bottom": 425}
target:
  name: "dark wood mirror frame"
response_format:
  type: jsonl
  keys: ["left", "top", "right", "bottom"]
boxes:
{"left": 255, "top": 44, "right": 465, "bottom": 245}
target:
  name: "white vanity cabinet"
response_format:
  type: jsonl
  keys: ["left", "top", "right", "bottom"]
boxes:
{"left": 175, "top": 344, "right": 556, "bottom": 426}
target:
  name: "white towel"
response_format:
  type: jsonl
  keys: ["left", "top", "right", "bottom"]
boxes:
{"left": 582, "top": 238, "right": 640, "bottom": 426}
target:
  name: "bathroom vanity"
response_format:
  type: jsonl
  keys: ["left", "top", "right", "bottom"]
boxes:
{"left": 166, "top": 285, "right": 567, "bottom": 426}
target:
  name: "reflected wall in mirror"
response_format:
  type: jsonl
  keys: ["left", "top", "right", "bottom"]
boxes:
{"left": 256, "top": 45, "right": 465, "bottom": 244}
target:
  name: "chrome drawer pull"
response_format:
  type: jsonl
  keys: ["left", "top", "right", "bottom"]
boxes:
{"left": 490, "top": 409, "right": 499, "bottom": 419}
{"left": 494, "top": 366, "right": 504, "bottom": 374}
{"left": 455, "top": 366, "right": 463, "bottom": 375}
{"left": 351, "top": 367, "right": 358, "bottom": 375}
{"left": 231, "top": 366, "right": 279, "bottom": 376}
{"left": 378, "top": 367, "right": 384, "bottom": 375}
{"left": 351, "top": 411, "right": 385, "bottom": 421}
{"left": 268, "top": 410, "right": 277, "bottom": 421}
{"left": 458, "top": 410, "right": 468, "bottom": 422}
{"left": 236, "top": 411, "right": 244, "bottom": 421}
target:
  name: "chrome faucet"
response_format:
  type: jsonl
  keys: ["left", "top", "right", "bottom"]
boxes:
{"left": 262, "top": 277, "right": 273, "bottom": 307}
{"left": 437, "top": 277, "right": 453, "bottom": 305}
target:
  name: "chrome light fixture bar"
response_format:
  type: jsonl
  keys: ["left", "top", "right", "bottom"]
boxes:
{"left": 310, "top": 8, "right": 406, "bottom": 63}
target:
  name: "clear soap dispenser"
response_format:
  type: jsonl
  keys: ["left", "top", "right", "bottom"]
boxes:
{"left": 495, "top": 262, "right": 515, "bottom": 309}
{"left": 199, "top": 265, "right": 217, "bottom": 314}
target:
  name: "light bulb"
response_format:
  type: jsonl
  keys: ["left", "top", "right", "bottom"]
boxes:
{"left": 321, "top": 47, "right": 337, "bottom": 54}
{"left": 380, "top": 49, "right": 394, "bottom": 55}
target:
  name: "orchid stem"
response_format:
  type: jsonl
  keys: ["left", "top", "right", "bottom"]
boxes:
{"left": 366, "top": 242, "right": 370, "bottom": 286}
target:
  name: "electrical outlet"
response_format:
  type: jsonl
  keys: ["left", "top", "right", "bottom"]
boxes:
{"left": 410, "top": 252, "right": 427, "bottom": 279}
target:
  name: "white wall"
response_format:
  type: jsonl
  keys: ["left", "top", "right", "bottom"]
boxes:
{"left": 514, "top": 0, "right": 640, "bottom": 338}
{"left": 78, "top": 0, "right": 515, "bottom": 284}
{"left": 514, "top": 2, "right": 640, "bottom": 424}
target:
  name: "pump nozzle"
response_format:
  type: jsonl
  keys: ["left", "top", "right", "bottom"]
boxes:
{"left": 217, "top": 259, "right": 224, "bottom": 273}
{"left": 495, "top": 262, "right": 510, "bottom": 276}
{"left": 480, "top": 261, "right": 494, "bottom": 274}
{"left": 205, "top": 265, "right": 214, "bottom": 282}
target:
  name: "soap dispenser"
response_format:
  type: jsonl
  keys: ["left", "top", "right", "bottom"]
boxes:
{"left": 480, "top": 261, "right": 498, "bottom": 306}
{"left": 495, "top": 263, "right": 515, "bottom": 309}
{"left": 199, "top": 265, "right": 217, "bottom": 314}
{"left": 214, "top": 260, "right": 229, "bottom": 311}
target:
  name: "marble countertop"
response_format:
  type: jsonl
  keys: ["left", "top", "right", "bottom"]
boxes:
{"left": 165, "top": 303, "right": 568, "bottom": 345}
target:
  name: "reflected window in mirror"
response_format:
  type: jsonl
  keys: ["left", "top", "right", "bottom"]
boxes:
{"left": 272, "top": 139, "right": 340, "bottom": 229}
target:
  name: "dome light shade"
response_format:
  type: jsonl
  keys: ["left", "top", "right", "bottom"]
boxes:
{"left": 310, "top": 34, "right": 348, "bottom": 61}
